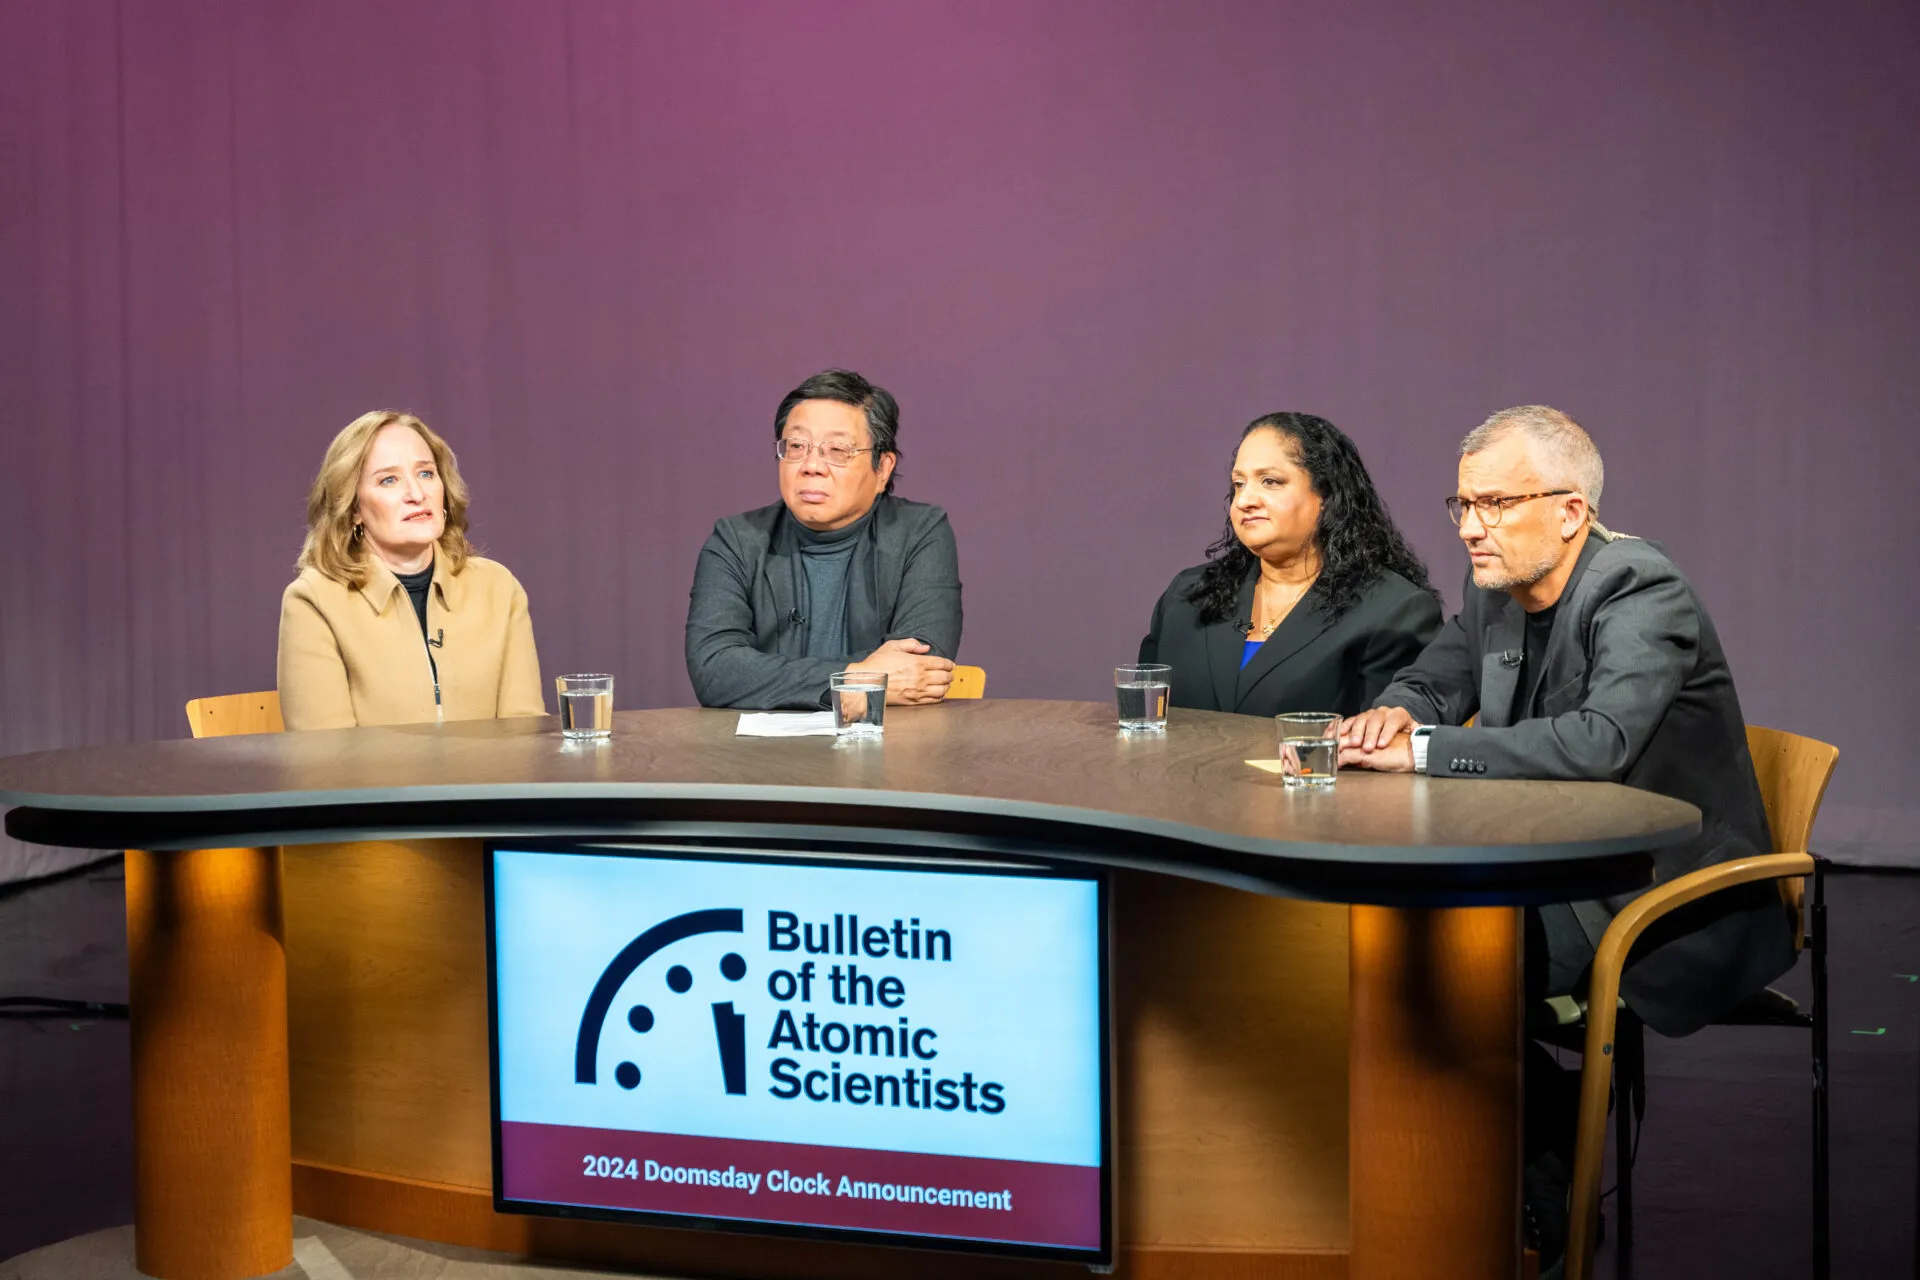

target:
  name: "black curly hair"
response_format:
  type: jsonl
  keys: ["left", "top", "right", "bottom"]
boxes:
{"left": 1187, "top": 412, "right": 1439, "bottom": 625}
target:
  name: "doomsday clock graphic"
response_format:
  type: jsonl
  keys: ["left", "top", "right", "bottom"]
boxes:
{"left": 574, "top": 907, "right": 750, "bottom": 1096}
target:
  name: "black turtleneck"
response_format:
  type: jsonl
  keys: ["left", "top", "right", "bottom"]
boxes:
{"left": 394, "top": 561, "right": 434, "bottom": 638}
{"left": 794, "top": 507, "right": 873, "bottom": 659}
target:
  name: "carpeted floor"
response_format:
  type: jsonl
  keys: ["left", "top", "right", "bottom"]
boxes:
{"left": 3, "top": 857, "right": 1916, "bottom": 1278}
{"left": 0, "top": 1217, "right": 667, "bottom": 1280}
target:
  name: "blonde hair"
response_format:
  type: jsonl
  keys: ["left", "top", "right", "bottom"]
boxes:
{"left": 297, "top": 411, "right": 475, "bottom": 588}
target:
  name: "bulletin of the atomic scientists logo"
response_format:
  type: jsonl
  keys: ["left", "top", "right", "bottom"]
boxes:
{"left": 489, "top": 848, "right": 1107, "bottom": 1254}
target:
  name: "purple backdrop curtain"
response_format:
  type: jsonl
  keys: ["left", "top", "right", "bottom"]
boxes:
{"left": 3, "top": 0, "right": 1916, "bottom": 880}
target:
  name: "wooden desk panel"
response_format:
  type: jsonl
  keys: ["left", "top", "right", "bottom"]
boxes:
{"left": 285, "top": 840, "right": 1350, "bottom": 1264}
{"left": 286, "top": 840, "right": 493, "bottom": 1185}
{"left": 1116, "top": 872, "right": 1348, "bottom": 1251}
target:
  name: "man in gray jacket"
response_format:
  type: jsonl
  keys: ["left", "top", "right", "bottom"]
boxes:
{"left": 1340, "top": 404, "right": 1791, "bottom": 1034}
{"left": 685, "top": 369, "right": 962, "bottom": 710}
{"left": 1338, "top": 405, "right": 1793, "bottom": 1267}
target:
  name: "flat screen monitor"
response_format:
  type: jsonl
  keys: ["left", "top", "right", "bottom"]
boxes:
{"left": 485, "top": 842, "right": 1112, "bottom": 1264}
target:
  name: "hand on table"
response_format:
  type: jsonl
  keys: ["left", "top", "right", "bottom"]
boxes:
{"left": 1339, "top": 732, "right": 1414, "bottom": 772}
{"left": 1337, "top": 706, "right": 1417, "bottom": 772}
{"left": 1338, "top": 705, "right": 1415, "bottom": 751}
{"left": 848, "top": 638, "right": 954, "bottom": 705}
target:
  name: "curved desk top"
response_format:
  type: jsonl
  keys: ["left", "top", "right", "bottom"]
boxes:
{"left": 0, "top": 699, "right": 1697, "bottom": 904}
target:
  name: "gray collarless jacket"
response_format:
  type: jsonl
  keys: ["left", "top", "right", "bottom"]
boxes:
{"left": 685, "top": 495, "right": 962, "bottom": 709}
{"left": 1375, "top": 527, "right": 1794, "bottom": 1037}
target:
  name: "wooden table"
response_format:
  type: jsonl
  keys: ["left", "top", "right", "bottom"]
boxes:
{"left": 0, "top": 701, "right": 1697, "bottom": 1280}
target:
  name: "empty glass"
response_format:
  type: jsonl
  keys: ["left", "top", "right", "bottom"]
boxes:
{"left": 556, "top": 674, "right": 614, "bottom": 739}
{"left": 1115, "top": 664, "right": 1171, "bottom": 732}
{"left": 830, "top": 671, "right": 887, "bottom": 736}
{"left": 1276, "top": 712, "right": 1338, "bottom": 788}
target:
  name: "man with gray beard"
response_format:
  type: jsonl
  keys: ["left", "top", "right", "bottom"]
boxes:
{"left": 1336, "top": 405, "right": 1794, "bottom": 1272}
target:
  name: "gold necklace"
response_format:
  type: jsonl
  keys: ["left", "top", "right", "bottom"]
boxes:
{"left": 1250, "top": 575, "right": 1317, "bottom": 637}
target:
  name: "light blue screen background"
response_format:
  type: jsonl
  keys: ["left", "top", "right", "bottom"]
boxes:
{"left": 492, "top": 848, "right": 1104, "bottom": 1168}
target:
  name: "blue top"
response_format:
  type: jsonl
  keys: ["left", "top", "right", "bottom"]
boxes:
{"left": 1240, "top": 638, "right": 1263, "bottom": 669}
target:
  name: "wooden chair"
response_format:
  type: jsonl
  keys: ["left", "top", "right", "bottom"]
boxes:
{"left": 185, "top": 691, "right": 285, "bottom": 739}
{"left": 947, "top": 666, "right": 987, "bottom": 699}
{"left": 1565, "top": 726, "right": 1838, "bottom": 1280}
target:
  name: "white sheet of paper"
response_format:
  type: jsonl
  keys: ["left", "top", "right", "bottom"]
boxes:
{"left": 735, "top": 711, "right": 838, "bottom": 738}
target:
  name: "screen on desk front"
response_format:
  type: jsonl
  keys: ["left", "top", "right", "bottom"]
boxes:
{"left": 485, "top": 843, "right": 1111, "bottom": 1262}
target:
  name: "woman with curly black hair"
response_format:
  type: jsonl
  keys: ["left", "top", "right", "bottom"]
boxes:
{"left": 1138, "top": 412, "right": 1442, "bottom": 718}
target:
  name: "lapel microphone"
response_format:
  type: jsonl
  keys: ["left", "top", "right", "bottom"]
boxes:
{"left": 1499, "top": 648, "right": 1521, "bottom": 668}
{"left": 428, "top": 628, "right": 444, "bottom": 649}
{"left": 787, "top": 610, "right": 807, "bottom": 626}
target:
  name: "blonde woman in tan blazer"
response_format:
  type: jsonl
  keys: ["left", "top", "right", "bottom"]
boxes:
{"left": 277, "top": 411, "right": 546, "bottom": 731}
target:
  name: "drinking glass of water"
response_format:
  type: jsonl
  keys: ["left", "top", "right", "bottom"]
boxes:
{"left": 1276, "top": 712, "right": 1338, "bottom": 788}
{"left": 1115, "top": 664, "right": 1171, "bottom": 732}
{"left": 830, "top": 671, "right": 887, "bottom": 736}
{"left": 556, "top": 674, "right": 614, "bottom": 739}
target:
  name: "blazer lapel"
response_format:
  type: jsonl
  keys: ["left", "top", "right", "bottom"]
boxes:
{"left": 763, "top": 518, "right": 805, "bottom": 659}
{"left": 843, "top": 504, "right": 887, "bottom": 654}
{"left": 1206, "top": 572, "right": 1256, "bottom": 712}
{"left": 1477, "top": 595, "right": 1525, "bottom": 728}
{"left": 1236, "top": 587, "right": 1335, "bottom": 709}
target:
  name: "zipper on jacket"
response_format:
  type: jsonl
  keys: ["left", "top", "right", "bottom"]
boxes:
{"left": 423, "top": 619, "right": 443, "bottom": 722}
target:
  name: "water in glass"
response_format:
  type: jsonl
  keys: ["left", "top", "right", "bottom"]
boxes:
{"left": 555, "top": 674, "right": 614, "bottom": 739}
{"left": 1116, "top": 680, "right": 1170, "bottom": 731}
{"left": 831, "top": 676, "right": 887, "bottom": 736}
{"left": 1280, "top": 736, "right": 1337, "bottom": 788}
{"left": 559, "top": 689, "right": 613, "bottom": 738}
{"left": 1275, "top": 711, "right": 1339, "bottom": 787}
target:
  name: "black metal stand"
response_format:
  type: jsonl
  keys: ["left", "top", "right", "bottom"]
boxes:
{"left": 1613, "top": 1011, "right": 1644, "bottom": 1279}
{"left": 1811, "top": 857, "right": 1829, "bottom": 1280}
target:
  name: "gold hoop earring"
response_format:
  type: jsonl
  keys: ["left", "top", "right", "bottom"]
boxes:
{"left": 352, "top": 523, "right": 363, "bottom": 541}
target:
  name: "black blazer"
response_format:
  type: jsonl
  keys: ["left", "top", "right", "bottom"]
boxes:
{"left": 685, "top": 495, "right": 962, "bottom": 709}
{"left": 1138, "top": 566, "right": 1441, "bottom": 719}
{"left": 1376, "top": 528, "right": 1794, "bottom": 1036}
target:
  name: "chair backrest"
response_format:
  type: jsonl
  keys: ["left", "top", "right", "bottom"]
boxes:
{"left": 1744, "top": 724, "right": 1839, "bottom": 947}
{"left": 1746, "top": 725, "right": 1838, "bottom": 855}
{"left": 947, "top": 666, "right": 987, "bottom": 700}
{"left": 185, "top": 691, "right": 285, "bottom": 739}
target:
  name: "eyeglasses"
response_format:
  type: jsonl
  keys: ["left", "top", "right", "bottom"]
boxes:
{"left": 775, "top": 439, "right": 873, "bottom": 467}
{"left": 1445, "top": 490, "right": 1573, "bottom": 527}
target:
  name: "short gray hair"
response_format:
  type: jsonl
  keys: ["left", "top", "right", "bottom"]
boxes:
{"left": 1460, "top": 405, "right": 1604, "bottom": 512}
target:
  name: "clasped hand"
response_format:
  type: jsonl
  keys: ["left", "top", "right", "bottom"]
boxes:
{"left": 846, "top": 638, "right": 954, "bottom": 705}
{"left": 1334, "top": 705, "right": 1416, "bottom": 772}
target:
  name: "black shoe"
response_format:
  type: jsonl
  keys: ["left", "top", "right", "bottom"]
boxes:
{"left": 1523, "top": 1151, "right": 1570, "bottom": 1275}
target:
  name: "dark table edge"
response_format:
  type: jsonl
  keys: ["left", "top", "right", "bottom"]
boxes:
{"left": 0, "top": 778, "right": 1698, "bottom": 860}
{"left": 3, "top": 796, "right": 1666, "bottom": 907}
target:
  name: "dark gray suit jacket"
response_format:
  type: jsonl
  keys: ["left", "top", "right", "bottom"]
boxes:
{"left": 1375, "top": 528, "right": 1794, "bottom": 1037}
{"left": 685, "top": 495, "right": 962, "bottom": 709}
{"left": 1139, "top": 567, "right": 1441, "bottom": 718}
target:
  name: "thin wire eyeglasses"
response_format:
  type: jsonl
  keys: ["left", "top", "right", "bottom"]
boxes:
{"left": 1445, "top": 490, "right": 1573, "bottom": 527}
{"left": 775, "top": 439, "right": 874, "bottom": 468}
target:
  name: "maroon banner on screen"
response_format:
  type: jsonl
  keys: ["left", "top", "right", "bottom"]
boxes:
{"left": 500, "top": 1121, "right": 1102, "bottom": 1250}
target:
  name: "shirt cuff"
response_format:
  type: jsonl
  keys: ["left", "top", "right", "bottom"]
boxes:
{"left": 1410, "top": 726, "right": 1434, "bottom": 774}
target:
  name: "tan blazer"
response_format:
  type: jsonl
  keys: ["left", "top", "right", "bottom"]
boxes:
{"left": 277, "top": 555, "right": 546, "bottom": 731}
